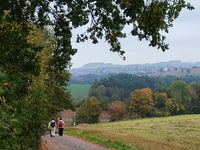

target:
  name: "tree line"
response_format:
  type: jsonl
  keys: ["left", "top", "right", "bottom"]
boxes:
{"left": 89, "top": 74, "right": 200, "bottom": 108}
{"left": 75, "top": 74, "right": 200, "bottom": 123}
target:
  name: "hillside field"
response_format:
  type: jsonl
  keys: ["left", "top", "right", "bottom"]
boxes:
{"left": 68, "top": 83, "right": 91, "bottom": 99}
{"left": 66, "top": 115, "right": 200, "bottom": 150}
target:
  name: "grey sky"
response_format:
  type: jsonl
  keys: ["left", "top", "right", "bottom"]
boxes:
{"left": 71, "top": 0, "right": 200, "bottom": 68}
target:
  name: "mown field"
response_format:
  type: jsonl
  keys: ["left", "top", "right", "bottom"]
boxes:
{"left": 68, "top": 83, "right": 91, "bottom": 99}
{"left": 66, "top": 115, "right": 200, "bottom": 150}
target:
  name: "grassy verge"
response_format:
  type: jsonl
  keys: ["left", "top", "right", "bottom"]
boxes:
{"left": 66, "top": 115, "right": 200, "bottom": 150}
{"left": 65, "top": 129, "right": 139, "bottom": 150}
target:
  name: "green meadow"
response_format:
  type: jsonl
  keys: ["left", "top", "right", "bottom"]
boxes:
{"left": 66, "top": 115, "right": 200, "bottom": 150}
{"left": 68, "top": 83, "right": 91, "bottom": 99}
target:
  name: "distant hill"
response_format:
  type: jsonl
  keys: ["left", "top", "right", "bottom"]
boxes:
{"left": 69, "top": 61, "right": 200, "bottom": 83}
{"left": 82, "top": 62, "right": 114, "bottom": 69}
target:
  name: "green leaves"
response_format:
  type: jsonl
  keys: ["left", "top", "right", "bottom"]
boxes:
{"left": 1, "top": 0, "right": 194, "bottom": 68}
{"left": 0, "top": 25, "right": 73, "bottom": 149}
{"left": 76, "top": 97, "right": 101, "bottom": 124}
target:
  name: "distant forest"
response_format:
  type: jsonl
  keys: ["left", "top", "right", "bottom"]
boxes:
{"left": 74, "top": 74, "right": 200, "bottom": 123}
{"left": 89, "top": 74, "right": 200, "bottom": 105}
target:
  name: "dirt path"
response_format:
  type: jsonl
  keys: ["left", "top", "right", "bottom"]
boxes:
{"left": 42, "top": 134, "right": 111, "bottom": 150}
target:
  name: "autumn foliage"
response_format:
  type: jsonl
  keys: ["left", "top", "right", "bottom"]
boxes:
{"left": 129, "top": 88, "right": 154, "bottom": 118}
{"left": 76, "top": 97, "right": 101, "bottom": 124}
{"left": 108, "top": 101, "right": 126, "bottom": 121}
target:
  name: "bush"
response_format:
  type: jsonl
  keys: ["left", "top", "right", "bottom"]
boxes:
{"left": 108, "top": 101, "right": 126, "bottom": 121}
{"left": 76, "top": 97, "right": 101, "bottom": 124}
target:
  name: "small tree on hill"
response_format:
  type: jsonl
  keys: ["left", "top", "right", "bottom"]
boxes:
{"left": 190, "top": 83, "right": 200, "bottom": 114}
{"left": 165, "top": 98, "right": 185, "bottom": 115}
{"left": 154, "top": 92, "right": 169, "bottom": 116}
{"left": 129, "top": 88, "right": 154, "bottom": 118}
{"left": 108, "top": 101, "right": 126, "bottom": 121}
{"left": 154, "top": 92, "right": 168, "bottom": 110}
{"left": 76, "top": 97, "right": 101, "bottom": 124}
{"left": 168, "top": 80, "right": 192, "bottom": 113}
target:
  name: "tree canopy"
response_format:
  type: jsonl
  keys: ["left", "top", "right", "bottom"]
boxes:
{"left": 76, "top": 97, "right": 101, "bottom": 124}
{"left": 0, "top": 0, "right": 194, "bottom": 68}
{"left": 129, "top": 88, "right": 154, "bottom": 118}
{"left": 89, "top": 74, "right": 200, "bottom": 104}
{"left": 168, "top": 80, "right": 192, "bottom": 112}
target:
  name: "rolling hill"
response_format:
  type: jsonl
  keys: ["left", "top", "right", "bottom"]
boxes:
{"left": 66, "top": 114, "right": 200, "bottom": 150}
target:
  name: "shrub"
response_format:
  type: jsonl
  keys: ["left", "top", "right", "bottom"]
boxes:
{"left": 108, "top": 101, "right": 126, "bottom": 121}
{"left": 76, "top": 97, "right": 101, "bottom": 124}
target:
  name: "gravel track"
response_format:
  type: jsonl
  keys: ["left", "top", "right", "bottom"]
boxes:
{"left": 42, "top": 134, "right": 111, "bottom": 150}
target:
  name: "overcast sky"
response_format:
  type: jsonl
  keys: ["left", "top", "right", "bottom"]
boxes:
{"left": 70, "top": 0, "right": 200, "bottom": 68}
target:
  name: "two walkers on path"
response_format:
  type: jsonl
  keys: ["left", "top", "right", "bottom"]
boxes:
{"left": 48, "top": 118, "right": 64, "bottom": 137}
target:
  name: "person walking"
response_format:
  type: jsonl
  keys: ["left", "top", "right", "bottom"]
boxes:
{"left": 58, "top": 118, "right": 64, "bottom": 136}
{"left": 50, "top": 119, "right": 56, "bottom": 137}
{"left": 48, "top": 121, "right": 51, "bottom": 137}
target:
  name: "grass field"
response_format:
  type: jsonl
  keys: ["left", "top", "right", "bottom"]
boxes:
{"left": 68, "top": 83, "right": 91, "bottom": 99}
{"left": 66, "top": 115, "right": 200, "bottom": 150}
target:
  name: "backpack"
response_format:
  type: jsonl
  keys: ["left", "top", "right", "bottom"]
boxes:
{"left": 59, "top": 120, "right": 63, "bottom": 128}
{"left": 50, "top": 121, "right": 55, "bottom": 128}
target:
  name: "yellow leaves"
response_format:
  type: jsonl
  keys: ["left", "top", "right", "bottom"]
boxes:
{"left": 28, "top": 26, "right": 55, "bottom": 49}
{"left": 27, "top": 27, "right": 55, "bottom": 88}
{"left": 130, "top": 88, "right": 153, "bottom": 104}
{"left": 130, "top": 88, "right": 154, "bottom": 118}
{"left": 1, "top": 80, "right": 9, "bottom": 89}
{"left": 28, "top": 27, "right": 46, "bottom": 46}
{"left": 109, "top": 101, "right": 126, "bottom": 121}
{"left": 3, "top": 82, "right": 9, "bottom": 88}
